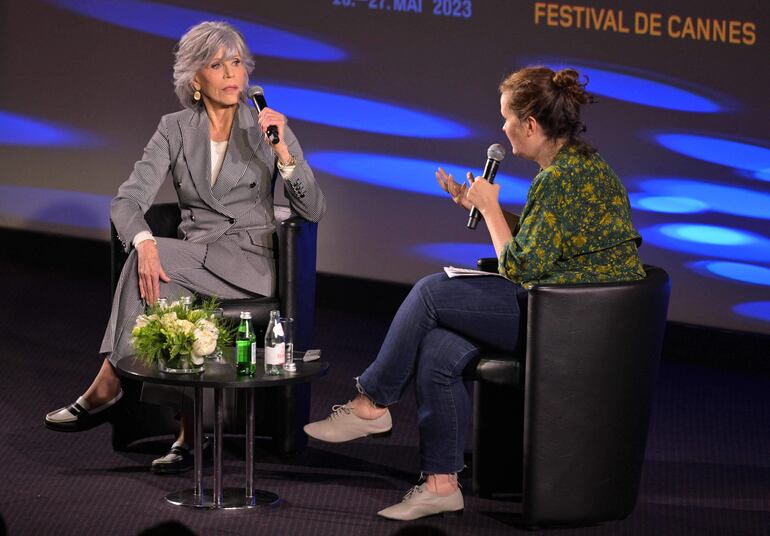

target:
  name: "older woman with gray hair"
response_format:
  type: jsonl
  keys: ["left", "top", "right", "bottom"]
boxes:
{"left": 45, "top": 21, "right": 326, "bottom": 473}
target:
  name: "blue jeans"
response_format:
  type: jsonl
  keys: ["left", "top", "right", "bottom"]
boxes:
{"left": 357, "top": 273, "right": 524, "bottom": 474}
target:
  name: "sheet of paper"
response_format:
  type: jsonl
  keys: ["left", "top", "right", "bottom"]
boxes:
{"left": 443, "top": 266, "right": 507, "bottom": 279}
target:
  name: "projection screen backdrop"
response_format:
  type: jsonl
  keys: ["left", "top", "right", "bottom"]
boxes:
{"left": 1, "top": 0, "right": 768, "bottom": 334}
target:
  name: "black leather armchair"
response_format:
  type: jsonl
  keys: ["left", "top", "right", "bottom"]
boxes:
{"left": 465, "top": 261, "right": 671, "bottom": 528}
{"left": 110, "top": 203, "right": 318, "bottom": 456}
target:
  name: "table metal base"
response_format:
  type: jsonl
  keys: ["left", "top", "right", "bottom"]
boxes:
{"left": 166, "top": 488, "right": 279, "bottom": 509}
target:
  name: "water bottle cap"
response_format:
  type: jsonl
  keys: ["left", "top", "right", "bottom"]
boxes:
{"left": 240, "top": 311, "right": 252, "bottom": 319}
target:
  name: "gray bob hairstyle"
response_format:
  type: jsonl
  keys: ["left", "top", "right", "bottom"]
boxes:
{"left": 173, "top": 21, "right": 255, "bottom": 108}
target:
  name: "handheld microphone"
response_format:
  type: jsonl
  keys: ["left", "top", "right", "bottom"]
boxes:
{"left": 247, "top": 86, "right": 279, "bottom": 145}
{"left": 467, "top": 143, "right": 506, "bottom": 230}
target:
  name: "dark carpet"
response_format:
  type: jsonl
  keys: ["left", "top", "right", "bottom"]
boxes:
{"left": 0, "top": 237, "right": 768, "bottom": 536}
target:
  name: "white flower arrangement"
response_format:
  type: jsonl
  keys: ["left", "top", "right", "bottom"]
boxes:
{"left": 131, "top": 297, "right": 233, "bottom": 370}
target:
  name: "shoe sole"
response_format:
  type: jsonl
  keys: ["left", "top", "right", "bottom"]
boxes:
{"left": 44, "top": 412, "right": 111, "bottom": 432}
{"left": 44, "top": 393, "right": 123, "bottom": 433}
{"left": 379, "top": 508, "right": 464, "bottom": 521}
{"left": 150, "top": 465, "right": 192, "bottom": 475}
{"left": 304, "top": 427, "right": 393, "bottom": 443}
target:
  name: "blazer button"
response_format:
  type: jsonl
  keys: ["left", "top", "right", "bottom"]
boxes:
{"left": 228, "top": 217, "right": 235, "bottom": 224}
{"left": 174, "top": 181, "right": 181, "bottom": 188}
{"left": 190, "top": 215, "right": 196, "bottom": 222}
{"left": 249, "top": 182, "right": 256, "bottom": 188}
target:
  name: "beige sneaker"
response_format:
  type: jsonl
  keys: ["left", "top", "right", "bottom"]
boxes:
{"left": 377, "top": 484, "right": 464, "bottom": 521}
{"left": 303, "top": 402, "right": 392, "bottom": 443}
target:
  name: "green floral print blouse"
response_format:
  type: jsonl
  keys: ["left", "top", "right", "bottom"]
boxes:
{"left": 499, "top": 144, "right": 645, "bottom": 287}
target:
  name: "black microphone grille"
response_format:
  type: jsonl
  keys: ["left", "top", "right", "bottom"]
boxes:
{"left": 247, "top": 85, "right": 264, "bottom": 98}
{"left": 487, "top": 143, "right": 505, "bottom": 162}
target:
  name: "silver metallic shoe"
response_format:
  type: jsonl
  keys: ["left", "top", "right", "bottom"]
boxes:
{"left": 377, "top": 484, "right": 464, "bottom": 521}
{"left": 303, "top": 402, "right": 392, "bottom": 443}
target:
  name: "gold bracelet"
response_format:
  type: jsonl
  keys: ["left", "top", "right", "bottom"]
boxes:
{"left": 278, "top": 154, "right": 297, "bottom": 168}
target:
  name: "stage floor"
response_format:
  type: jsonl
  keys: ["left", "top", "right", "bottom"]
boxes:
{"left": 0, "top": 251, "right": 768, "bottom": 535}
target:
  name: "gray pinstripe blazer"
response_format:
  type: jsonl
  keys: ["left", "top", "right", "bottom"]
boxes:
{"left": 111, "top": 103, "right": 326, "bottom": 297}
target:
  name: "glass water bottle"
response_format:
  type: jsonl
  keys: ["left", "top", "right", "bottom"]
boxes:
{"left": 264, "top": 310, "right": 285, "bottom": 375}
{"left": 236, "top": 311, "right": 256, "bottom": 376}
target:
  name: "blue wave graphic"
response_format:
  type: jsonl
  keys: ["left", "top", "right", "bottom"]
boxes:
{"left": 734, "top": 301, "right": 770, "bottom": 322}
{"left": 629, "top": 178, "right": 770, "bottom": 220}
{"left": 641, "top": 223, "right": 770, "bottom": 262}
{"left": 307, "top": 151, "right": 529, "bottom": 204}
{"left": 0, "top": 111, "right": 97, "bottom": 147}
{"left": 50, "top": 0, "right": 346, "bottom": 61}
{"left": 263, "top": 84, "right": 470, "bottom": 138}
{"left": 0, "top": 185, "right": 111, "bottom": 230}
{"left": 526, "top": 59, "right": 723, "bottom": 112}
{"left": 655, "top": 134, "right": 770, "bottom": 180}
{"left": 689, "top": 260, "right": 770, "bottom": 286}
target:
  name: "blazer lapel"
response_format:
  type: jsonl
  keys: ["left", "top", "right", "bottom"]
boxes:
{"left": 246, "top": 104, "right": 278, "bottom": 172}
{"left": 211, "top": 104, "right": 254, "bottom": 199}
{"left": 213, "top": 104, "right": 275, "bottom": 200}
{"left": 179, "top": 107, "right": 233, "bottom": 216}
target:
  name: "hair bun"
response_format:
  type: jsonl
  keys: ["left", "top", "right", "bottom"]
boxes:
{"left": 552, "top": 68, "right": 580, "bottom": 89}
{"left": 552, "top": 68, "right": 593, "bottom": 105}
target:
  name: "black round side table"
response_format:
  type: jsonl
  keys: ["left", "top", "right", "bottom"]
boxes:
{"left": 116, "top": 351, "right": 328, "bottom": 509}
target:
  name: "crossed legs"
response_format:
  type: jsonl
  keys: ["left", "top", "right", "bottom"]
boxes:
{"left": 305, "top": 272, "right": 523, "bottom": 518}
{"left": 46, "top": 238, "right": 258, "bottom": 457}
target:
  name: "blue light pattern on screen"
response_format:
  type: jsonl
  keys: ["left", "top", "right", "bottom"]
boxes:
{"left": 689, "top": 260, "right": 770, "bottom": 286}
{"left": 0, "top": 111, "right": 97, "bottom": 147}
{"left": 655, "top": 134, "right": 770, "bottom": 179}
{"left": 575, "top": 67, "right": 720, "bottom": 112}
{"left": 0, "top": 186, "right": 110, "bottom": 230}
{"left": 734, "top": 302, "right": 770, "bottom": 322}
{"left": 307, "top": 151, "right": 530, "bottom": 204}
{"left": 629, "top": 178, "right": 770, "bottom": 220}
{"left": 661, "top": 224, "right": 752, "bottom": 246}
{"left": 630, "top": 194, "right": 709, "bottom": 214}
{"left": 50, "top": 0, "right": 346, "bottom": 61}
{"left": 413, "top": 242, "right": 496, "bottom": 267}
{"left": 263, "top": 84, "right": 470, "bottom": 138}
{"left": 641, "top": 224, "right": 770, "bottom": 262}
{"left": 532, "top": 60, "right": 723, "bottom": 112}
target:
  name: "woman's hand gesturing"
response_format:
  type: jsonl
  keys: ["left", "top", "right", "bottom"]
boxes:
{"left": 436, "top": 167, "right": 473, "bottom": 211}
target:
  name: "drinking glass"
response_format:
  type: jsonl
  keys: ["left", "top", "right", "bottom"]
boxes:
{"left": 281, "top": 317, "right": 295, "bottom": 372}
{"left": 211, "top": 308, "right": 225, "bottom": 362}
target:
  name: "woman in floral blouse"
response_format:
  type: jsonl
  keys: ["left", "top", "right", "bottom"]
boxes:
{"left": 304, "top": 66, "right": 645, "bottom": 521}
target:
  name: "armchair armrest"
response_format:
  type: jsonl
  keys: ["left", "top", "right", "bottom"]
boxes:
{"left": 277, "top": 215, "right": 317, "bottom": 351}
{"left": 477, "top": 257, "right": 498, "bottom": 274}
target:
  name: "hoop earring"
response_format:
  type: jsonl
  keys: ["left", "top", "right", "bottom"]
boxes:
{"left": 193, "top": 89, "right": 201, "bottom": 102}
